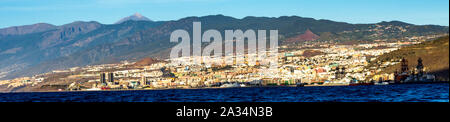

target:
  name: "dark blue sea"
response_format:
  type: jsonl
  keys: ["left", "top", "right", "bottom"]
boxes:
{"left": 0, "top": 83, "right": 448, "bottom": 102}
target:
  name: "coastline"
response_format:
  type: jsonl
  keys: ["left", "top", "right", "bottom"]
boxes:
{"left": 2, "top": 81, "right": 448, "bottom": 93}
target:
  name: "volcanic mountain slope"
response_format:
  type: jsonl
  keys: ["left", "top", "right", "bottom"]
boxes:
{"left": 115, "top": 13, "right": 152, "bottom": 24}
{"left": 0, "top": 23, "right": 57, "bottom": 36}
{"left": 369, "top": 36, "right": 449, "bottom": 81}
{"left": 285, "top": 29, "right": 320, "bottom": 43}
{"left": 0, "top": 20, "right": 164, "bottom": 80}
{"left": 1, "top": 14, "right": 448, "bottom": 80}
{"left": 0, "top": 21, "right": 102, "bottom": 77}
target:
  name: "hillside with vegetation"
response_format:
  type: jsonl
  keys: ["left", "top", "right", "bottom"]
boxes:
{"left": 368, "top": 36, "right": 449, "bottom": 81}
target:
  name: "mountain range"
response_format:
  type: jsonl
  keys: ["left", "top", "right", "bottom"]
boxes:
{"left": 0, "top": 14, "right": 448, "bottom": 80}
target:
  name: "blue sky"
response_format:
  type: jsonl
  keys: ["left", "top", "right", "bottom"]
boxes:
{"left": 0, "top": 0, "right": 449, "bottom": 28}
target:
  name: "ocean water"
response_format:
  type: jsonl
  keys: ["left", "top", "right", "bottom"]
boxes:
{"left": 0, "top": 83, "right": 448, "bottom": 102}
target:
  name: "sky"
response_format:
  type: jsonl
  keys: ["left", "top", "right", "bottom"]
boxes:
{"left": 0, "top": 0, "right": 449, "bottom": 28}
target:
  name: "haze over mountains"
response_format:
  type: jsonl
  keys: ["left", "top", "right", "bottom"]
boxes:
{"left": 0, "top": 13, "right": 448, "bottom": 80}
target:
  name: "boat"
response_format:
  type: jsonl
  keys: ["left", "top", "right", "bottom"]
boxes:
{"left": 86, "top": 87, "right": 101, "bottom": 91}
{"left": 348, "top": 78, "right": 374, "bottom": 86}
{"left": 220, "top": 83, "right": 241, "bottom": 88}
{"left": 374, "top": 82, "right": 389, "bottom": 85}
{"left": 100, "top": 86, "right": 111, "bottom": 90}
{"left": 296, "top": 82, "right": 306, "bottom": 87}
